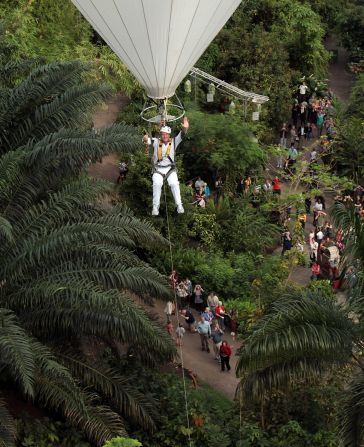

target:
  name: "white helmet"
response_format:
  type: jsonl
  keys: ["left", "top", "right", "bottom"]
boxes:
{"left": 160, "top": 126, "right": 171, "bottom": 134}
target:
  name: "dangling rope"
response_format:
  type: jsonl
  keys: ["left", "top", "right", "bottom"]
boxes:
{"left": 163, "top": 183, "right": 192, "bottom": 447}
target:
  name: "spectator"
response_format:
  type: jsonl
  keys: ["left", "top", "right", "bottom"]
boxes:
{"left": 214, "top": 301, "right": 226, "bottom": 331}
{"left": 281, "top": 229, "right": 293, "bottom": 256}
{"left": 316, "top": 109, "right": 325, "bottom": 137}
{"left": 195, "top": 176, "right": 205, "bottom": 190}
{"left": 272, "top": 176, "right": 281, "bottom": 195}
{"left": 202, "top": 307, "right": 214, "bottom": 326}
{"left": 194, "top": 284, "right": 204, "bottom": 312}
{"left": 175, "top": 323, "right": 186, "bottom": 346}
{"left": 305, "top": 196, "right": 312, "bottom": 214}
{"left": 117, "top": 161, "right": 128, "bottom": 184}
{"left": 184, "top": 278, "right": 193, "bottom": 303}
{"left": 263, "top": 179, "right": 273, "bottom": 193}
{"left": 299, "top": 81, "right": 309, "bottom": 102}
{"left": 176, "top": 281, "right": 188, "bottom": 307}
{"left": 214, "top": 176, "right": 223, "bottom": 203}
{"left": 197, "top": 316, "right": 211, "bottom": 352}
{"left": 207, "top": 292, "right": 219, "bottom": 315}
{"left": 164, "top": 300, "right": 175, "bottom": 322}
{"left": 298, "top": 211, "right": 307, "bottom": 229}
{"left": 220, "top": 340, "right": 232, "bottom": 372}
{"left": 194, "top": 188, "right": 206, "bottom": 208}
{"left": 244, "top": 176, "right": 252, "bottom": 194}
{"left": 203, "top": 182, "right": 211, "bottom": 200}
{"left": 310, "top": 148, "right": 318, "bottom": 163}
{"left": 169, "top": 270, "right": 178, "bottom": 290}
{"left": 180, "top": 308, "right": 196, "bottom": 332}
{"left": 316, "top": 227, "right": 324, "bottom": 248}
{"left": 211, "top": 323, "right": 224, "bottom": 361}
{"left": 287, "top": 143, "right": 298, "bottom": 171}
{"left": 166, "top": 320, "right": 174, "bottom": 336}
{"left": 280, "top": 122, "right": 288, "bottom": 147}
{"left": 311, "top": 261, "right": 320, "bottom": 280}
{"left": 310, "top": 239, "right": 318, "bottom": 262}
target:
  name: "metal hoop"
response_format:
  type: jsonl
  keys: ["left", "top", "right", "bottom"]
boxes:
{"left": 140, "top": 94, "right": 185, "bottom": 123}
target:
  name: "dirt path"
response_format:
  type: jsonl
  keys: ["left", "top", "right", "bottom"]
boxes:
{"left": 285, "top": 36, "right": 354, "bottom": 286}
{"left": 88, "top": 93, "right": 129, "bottom": 182}
{"left": 325, "top": 37, "right": 354, "bottom": 102}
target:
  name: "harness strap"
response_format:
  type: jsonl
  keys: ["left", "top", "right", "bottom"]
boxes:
{"left": 158, "top": 140, "right": 171, "bottom": 161}
{"left": 157, "top": 137, "right": 176, "bottom": 162}
{"left": 153, "top": 165, "right": 176, "bottom": 182}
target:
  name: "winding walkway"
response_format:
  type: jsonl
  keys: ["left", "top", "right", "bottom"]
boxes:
{"left": 89, "top": 37, "right": 354, "bottom": 399}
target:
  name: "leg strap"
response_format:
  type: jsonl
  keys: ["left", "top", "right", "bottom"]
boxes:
{"left": 153, "top": 166, "right": 176, "bottom": 182}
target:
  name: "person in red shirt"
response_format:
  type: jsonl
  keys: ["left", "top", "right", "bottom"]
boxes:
{"left": 220, "top": 340, "right": 232, "bottom": 372}
{"left": 214, "top": 301, "right": 226, "bottom": 331}
{"left": 272, "top": 176, "right": 281, "bottom": 195}
{"left": 311, "top": 262, "right": 320, "bottom": 280}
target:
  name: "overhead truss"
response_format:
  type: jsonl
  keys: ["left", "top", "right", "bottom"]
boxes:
{"left": 189, "top": 67, "right": 269, "bottom": 104}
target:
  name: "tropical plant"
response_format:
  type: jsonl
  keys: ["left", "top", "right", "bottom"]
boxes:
{"left": 0, "top": 37, "right": 175, "bottom": 446}
{"left": 102, "top": 438, "right": 142, "bottom": 447}
{"left": 238, "top": 203, "right": 364, "bottom": 446}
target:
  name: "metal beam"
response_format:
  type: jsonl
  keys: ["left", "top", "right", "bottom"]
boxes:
{"left": 189, "top": 67, "right": 269, "bottom": 104}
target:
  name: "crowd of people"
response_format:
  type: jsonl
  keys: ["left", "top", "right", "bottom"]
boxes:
{"left": 164, "top": 271, "right": 235, "bottom": 372}
{"left": 187, "top": 175, "right": 223, "bottom": 208}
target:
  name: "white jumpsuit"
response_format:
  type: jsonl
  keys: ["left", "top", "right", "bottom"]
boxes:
{"left": 151, "top": 132, "right": 184, "bottom": 211}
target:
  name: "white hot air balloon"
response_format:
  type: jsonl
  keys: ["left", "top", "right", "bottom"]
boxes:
{"left": 71, "top": 0, "right": 241, "bottom": 122}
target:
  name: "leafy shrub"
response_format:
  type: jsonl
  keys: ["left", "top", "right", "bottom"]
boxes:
{"left": 103, "top": 438, "right": 142, "bottom": 447}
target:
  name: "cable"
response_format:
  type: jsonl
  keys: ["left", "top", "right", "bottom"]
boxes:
{"left": 163, "top": 183, "right": 192, "bottom": 447}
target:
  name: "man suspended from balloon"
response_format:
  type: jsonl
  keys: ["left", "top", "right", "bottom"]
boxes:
{"left": 144, "top": 116, "right": 189, "bottom": 216}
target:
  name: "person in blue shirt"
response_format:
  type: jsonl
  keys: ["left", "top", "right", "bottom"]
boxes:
{"left": 197, "top": 317, "right": 211, "bottom": 352}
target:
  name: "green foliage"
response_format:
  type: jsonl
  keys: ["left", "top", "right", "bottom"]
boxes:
{"left": 188, "top": 209, "right": 218, "bottom": 246}
{"left": 0, "top": 37, "right": 176, "bottom": 445}
{"left": 221, "top": 206, "right": 280, "bottom": 253}
{"left": 237, "top": 290, "right": 355, "bottom": 400}
{"left": 102, "top": 438, "right": 142, "bottom": 447}
{"left": 197, "top": 0, "right": 328, "bottom": 127}
{"left": 337, "top": 3, "right": 364, "bottom": 60}
{"left": 134, "top": 374, "right": 233, "bottom": 447}
{"left": 181, "top": 110, "right": 266, "bottom": 187}
{"left": 19, "top": 418, "right": 91, "bottom": 447}
{"left": 0, "top": 0, "right": 140, "bottom": 93}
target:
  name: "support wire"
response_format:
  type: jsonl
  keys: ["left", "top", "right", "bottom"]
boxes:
{"left": 163, "top": 183, "right": 192, "bottom": 447}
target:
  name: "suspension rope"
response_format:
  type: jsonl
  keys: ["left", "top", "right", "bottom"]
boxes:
{"left": 163, "top": 183, "right": 192, "bottom": 447}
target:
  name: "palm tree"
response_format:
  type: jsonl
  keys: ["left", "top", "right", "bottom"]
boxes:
{"left": 237, "top": 202, "right": 364, "bottom": 446}
{"left": 0, "top": 29, "right": 175, "bottom": 446}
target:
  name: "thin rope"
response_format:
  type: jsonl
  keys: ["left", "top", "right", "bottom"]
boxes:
{"left": 163, "top": 183, "right": 192, "bottom": 447}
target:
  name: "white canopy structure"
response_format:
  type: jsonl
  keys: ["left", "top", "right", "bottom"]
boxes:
{"left": 71, "top": 0, "right": 241, "bottom": 99}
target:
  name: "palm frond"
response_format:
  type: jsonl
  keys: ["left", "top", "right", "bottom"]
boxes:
{"left": 0, "top": 397, "right": 16, "bottom": 447}
{"left": 237, "top": 291, "right": 355, "bottom": 400}
{"left": 341, "top": 370, "right": 364, "bottom": 447}
{"left": 59, "top": 352, "right": 157, "bottom": 431}
{"left": 0, "top": 309, "right": 35, "bottom": 397}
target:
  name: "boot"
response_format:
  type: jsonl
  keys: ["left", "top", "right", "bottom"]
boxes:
{"left": 152, "top": 206, "right": 159, "bottom": 216}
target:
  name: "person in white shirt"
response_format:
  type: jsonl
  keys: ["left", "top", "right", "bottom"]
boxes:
{"left": 310, "top": 240, "right": 318, "bottom": 261}
{"left": 144, "top": 117, "right": 189, "bottom": 216}
{"left": 310, "top": 149, "right": 318, "bottom": 162}
{"left": 316, "top": 229, "right": 324, "bottom": 242}
{"left": 299, "top": 81, "right": 308, "bottom": 101}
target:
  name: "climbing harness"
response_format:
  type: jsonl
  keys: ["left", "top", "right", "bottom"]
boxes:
{"left": 157, "top": 140, "right": 172, "bottom": 161}
{"left": 163, "top": 183, "right": 192, "bottom": 447}
{"left": 153, "top": 137, "right": 177, "bottom": 181}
